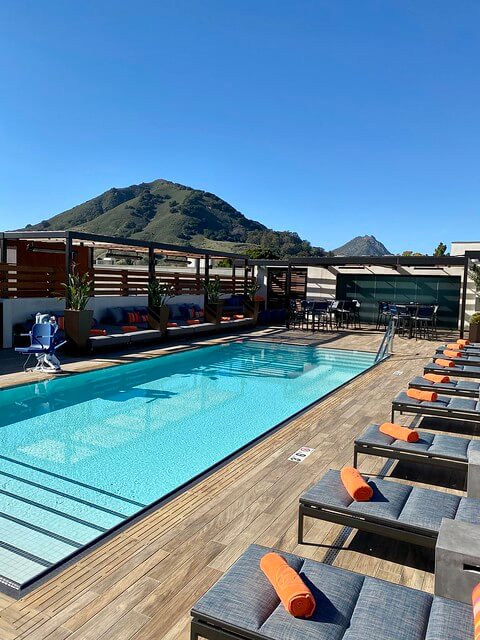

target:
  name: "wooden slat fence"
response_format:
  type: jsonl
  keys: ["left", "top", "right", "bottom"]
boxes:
{"left": 0, "top": 264, "right": 63, "bottom": 298}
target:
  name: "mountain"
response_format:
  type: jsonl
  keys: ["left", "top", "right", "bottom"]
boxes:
{"left": 332, "top": 235, "right": 391, "bottom": 257}
{"left": 23, "top": 179, "right": 326, "bottom": 259}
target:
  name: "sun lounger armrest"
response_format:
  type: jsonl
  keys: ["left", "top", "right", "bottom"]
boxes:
{"left": 435, "top": 518, "right": 480, "bottom": 604}
{"left": 467, "top": 449, "right": 480, "bottom": 498}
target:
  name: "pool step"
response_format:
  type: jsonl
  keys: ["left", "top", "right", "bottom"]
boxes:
{"left": 0, "top": 457, "right": 143, "bottom": 586}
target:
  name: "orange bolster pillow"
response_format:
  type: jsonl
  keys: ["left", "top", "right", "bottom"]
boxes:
{"left": 187, "top": 319, "right": 200, "bottom": 325}
{"left": 89, "top": 329, "right": 107, "bottom": 336}
{"left": 472, "top": 583, "right": 480, "bottom": 640}
{"left": 443, "top": 349, "right": 462, "bottom": 358}
{"left": 233, "top": 314, "right": 245, "bottom": 319}
{"left": 260, "top": 552, "right": 316, "bottom": 618}
{"left": 457, "top": 339, "right": 470, "bottom": 346}
{"left": 167, "top": 322, "right": 178, "bottom": 327}
{"left": 407, "top": 388, "right": 438, "bottom": 402}
{"left": 340, "top": 467, "right": 373, "bottom": 502}
{"left": 379, "top": 422, "right": 419, "bottom": 442}
{"left": 221, "top": 316, "right": 230, "bottom": 321}
{"left": 121, "top": 325, "right": 138, "bottom": 332}
{"left": 447, "top": 343, "right": 463, "bottom": 351}
{"left": 434, "top": 358, "right": 456, "bottom": 368}
{"left": 423, "top": 373, "right": 450, "bottom": 383}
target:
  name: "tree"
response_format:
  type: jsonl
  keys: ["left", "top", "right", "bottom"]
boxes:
{"left": 245, "top": 247, "right": 280, "bottom": 260}
{"left": 401, "top": 251, "right": 424, "bottom": 256}
{"left": 434, "top": 242, "right": 448, "bottom": 257}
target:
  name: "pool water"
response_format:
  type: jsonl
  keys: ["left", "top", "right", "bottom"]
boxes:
{"left": 0, "top": 340, "right": 376, "bottom": 591}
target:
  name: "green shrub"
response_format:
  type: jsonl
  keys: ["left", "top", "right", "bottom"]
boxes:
{"left": 470, "top": 313, "right": 480, "bottom": 325}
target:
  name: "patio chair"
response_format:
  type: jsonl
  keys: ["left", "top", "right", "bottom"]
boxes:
{"left": 354, "top": 422, "right": 480, "bottom": 471}
{"left": 191, "top": 543, "right": 473, "bottom": 640}
{"left": 375, "top": 301, "right": 390, "bottom": 330}
{"left": 411, "top": 305, "right": 436, "bottom": 340}
{"left": 391, "top": 391, "right": 480, "bottom": 424}
{"left": 288, "top": 299, "right": 305, "bottom": 330}
{"left": 389, "top": 304, "right": 410, "bottom": 336}
{"left": 424, "top": 360, "right": 480, "bottom": 379}
{"left": 408, "top": 374, "right": 480, "bottom": 398}
{"left": 298, "top": 461, "right": 480, "bottom": 549}
{"left": 310, "top": 300, "right": 330, "bottom": 332}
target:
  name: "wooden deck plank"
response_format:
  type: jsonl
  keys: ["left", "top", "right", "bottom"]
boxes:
{"left": 0, "top": 326, "right": 469, "bottom": 639}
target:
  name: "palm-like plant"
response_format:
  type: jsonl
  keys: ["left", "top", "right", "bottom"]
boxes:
{"left": 63, "top": 265, "right": 93, "bottom": 310}
{"left": 245, "top": 280, "right": 261, "bottom": 301}
{"left": 148, "top": 278, "right": 175, "bottom": 307}
{"left": 203, "top": 276, "right": 223, "bottom": 303}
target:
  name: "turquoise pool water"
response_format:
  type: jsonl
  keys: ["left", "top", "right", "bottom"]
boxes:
{"left": 0, "top": 340, "right": 375, "bottom": 590}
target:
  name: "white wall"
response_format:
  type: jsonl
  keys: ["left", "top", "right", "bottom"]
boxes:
{"left": 1, "top": 293, "right": 207, "bottom": 348}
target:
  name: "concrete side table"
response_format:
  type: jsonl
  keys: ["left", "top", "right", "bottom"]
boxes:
{"left": 435, "top": 518, "right": 480, "bottom": 604}
{"left": 468, "top": 449, "right": 480, "bottom": 498}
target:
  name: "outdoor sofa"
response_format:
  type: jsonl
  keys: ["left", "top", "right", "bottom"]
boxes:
{"left": 354, "top": 422, "right": 480, "bottom": 471}
{"left": 409, "top": 375, "right": 480, "bottom": 398}
{"left": 191, "top": 541, "right": 474, "bottom": 640}
{"left": 298, "top": 455, "right": 480, "bottom": 549}
{"left": 391, "top": 391, "right": 480, "bottom": 424}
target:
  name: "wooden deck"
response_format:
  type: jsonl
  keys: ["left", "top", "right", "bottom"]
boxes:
{"left": 0, "top": 326, "right": 472, "bottom": 639}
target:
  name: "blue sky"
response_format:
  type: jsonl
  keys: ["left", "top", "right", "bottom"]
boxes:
{"left": 0, "top": 1, "right": 478, "bottom": 254}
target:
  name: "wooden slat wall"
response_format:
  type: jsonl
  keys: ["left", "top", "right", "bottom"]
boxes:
{"left": 0, "top": 264, "right": 63, "bottom": 298}
{"left": 0, "top": 264, "right": 255, "bottom": 299}
{"left": 92, "top": 268, "right": 254, "bottom": 297}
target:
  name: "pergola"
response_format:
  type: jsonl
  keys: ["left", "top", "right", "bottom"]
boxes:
{"left": 0, "top": 230, "right": 251, "bottom": 306}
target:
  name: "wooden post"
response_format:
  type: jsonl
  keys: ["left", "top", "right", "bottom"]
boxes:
{"left": 232, "top": 261, "right": 236, "bottom": 295}
{"left": 64, "top": 232, "right": 73, "bottom": 308}
{"left": 204, "top": 254, "right": 210, "bottom": 307}
{"left": 459, "top": 255, "right": 469, "bottom": 338}
{"left": 148, "top": 246, "right": 156, "bottom": 306}
{"left": 121, "top": 270, "right": 129, "bottom": 296}
{"left": 243, "top": 259, "right": 249, "bottom": 297}
{"left": 0, "top": 233, "right": 6, "bottom": 264}
{"left": 286, "top": 261, "right": 292, "bottom": 308}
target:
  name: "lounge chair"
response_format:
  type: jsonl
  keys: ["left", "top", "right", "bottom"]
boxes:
{"left": 434, "top": 349, "right": 480, "bottom": 365}
{"left": 298, "top": 464, "right": 480, "bottom": 548}
{"left": 391, "top": 391, "right": 480, "bottom": 423}
{"left": 424, "top": 360, "right": 480, "bottom": 379}
{"left": 191, "top": 543, "right": 473, "bottom": 640}
{"left": 409, "top": 375, "right": 480, "bottom": 398}
{"left": 354, "top": 423, "right": 480, "bottom": 471}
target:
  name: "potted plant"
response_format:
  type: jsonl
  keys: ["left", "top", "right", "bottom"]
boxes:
{"left": 147, "top": 278, "right": 175, "bottom": 334}
{"left": 469, "top": 313, "right": 480, "bottom": 342}
{"left": 63, "top": 265, "right": 94, "bottom": 351}
{"left": 203, "top": 276, "right": 224, "bottom": 323}
{"left": 244, "top": 281, "right": 262, "bottom": 323}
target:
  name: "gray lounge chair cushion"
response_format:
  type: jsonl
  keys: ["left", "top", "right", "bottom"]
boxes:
{"left": 356, "top": 424, "right": 480, "bottom": 461}
{"left": 425, "top": 597, "right": 473, "bottom": 640}
{"left": 192, "top": 544, "right": 472, "bottom": 640}
{"left": 410, "top": 375, "right": 480, "bottom": 395}
{"left": 300, "top": 470, "right": 480, "bottom": 534}
{"left": 394, "top": 391, "right": 480, "bottom": 414}
{"left": 425, "top": 362, "right": 480, "bottom": 377}
{"left": 435, "top": 349, "right": 480, "bottom": 364}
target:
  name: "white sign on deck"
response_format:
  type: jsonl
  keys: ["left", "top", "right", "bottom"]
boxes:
{"left": 288, "top": 446, "right": 315, "bottom": 463}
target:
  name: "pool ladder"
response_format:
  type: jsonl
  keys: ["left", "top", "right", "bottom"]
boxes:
{"left": 375, "top": 316, "right": 396, "bottom": 363}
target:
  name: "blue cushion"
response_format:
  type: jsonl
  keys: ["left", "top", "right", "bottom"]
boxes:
{"left": 397, "top": 487, "right": 461, "bottom": 532}
{"left": 424, "top": 596, "right": 472, "bottom": 640}
{"left": 107, "top": 307, "right": 124, "bottom": 324}
{"left": 342, "top": 577, "right": 432, "bottom": 640}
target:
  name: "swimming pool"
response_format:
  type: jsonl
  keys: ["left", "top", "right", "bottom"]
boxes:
{"left": 0, "top": 340, "right": 376, "bottom": 594}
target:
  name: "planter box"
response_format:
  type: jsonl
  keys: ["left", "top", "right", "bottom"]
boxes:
{"left": 469, "top": 323, "right": 480, "bottom": 343}
{"left": 64, "top": 309, "right": 94, "bottom": 351}
{"left": 205, "top": 301, "right": 225, "bottom": 324}
{"left": 148, "top": 305, "right": 169, "bottom": 335}
{"left": 244, "top": 300, "right": 260, "bottom": 324}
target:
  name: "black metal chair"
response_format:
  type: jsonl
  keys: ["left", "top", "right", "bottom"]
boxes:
{"left": 389, "top": 304, "right": 410, "bottom": 336}
{"left": 375, "top": 301, "right": 390, "bottom": 330}
{"left": 411, "top": 305, "right": 435, "bottom": 340}
{"left": 310, "top": 300, "right": 330, "bottom": 332}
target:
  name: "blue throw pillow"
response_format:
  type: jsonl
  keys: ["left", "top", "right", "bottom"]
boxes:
{"left": 109, "top": 307, "right": 124, "bottom": 324}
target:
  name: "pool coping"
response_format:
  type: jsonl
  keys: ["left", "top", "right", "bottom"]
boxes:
{"left": 0, "top": 338, "right": 387, "bottom": 599}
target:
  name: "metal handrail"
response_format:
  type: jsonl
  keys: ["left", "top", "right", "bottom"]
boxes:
{"left": 375, "top": 316, "right": 396, "bottom": 363}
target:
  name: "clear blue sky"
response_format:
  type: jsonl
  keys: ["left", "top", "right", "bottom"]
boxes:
{"left": 1, "top": 1, "right": 478, "bottom": 254}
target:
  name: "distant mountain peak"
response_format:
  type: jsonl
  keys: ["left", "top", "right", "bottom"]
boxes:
{"left": 333, "top": 235, "right": 391, "bottom": 256}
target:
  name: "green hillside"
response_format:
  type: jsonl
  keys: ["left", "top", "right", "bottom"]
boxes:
{"left": 25, "top": 179, "right": 326, "bottom": 258}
